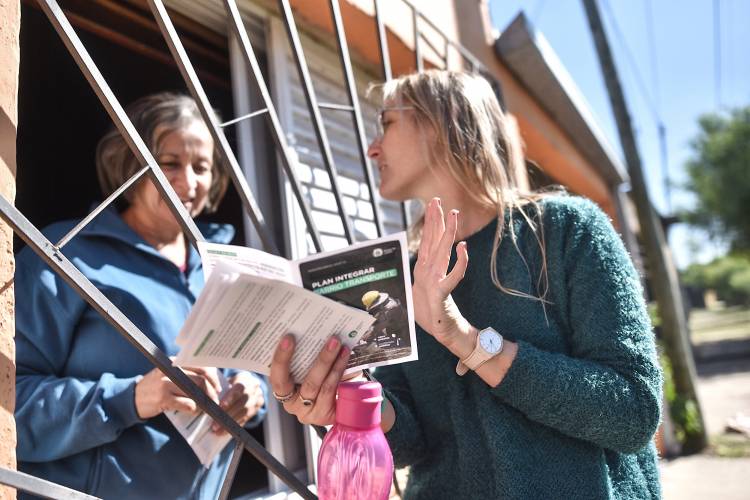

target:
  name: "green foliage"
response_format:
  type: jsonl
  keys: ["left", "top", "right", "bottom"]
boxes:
{"left": 710, "top": 433, "right": 750, "bottom": 458}
{"left": 729, "top": 268, "right": 750, "bottom": 296}
{"left": 683, "top": 106, "right": 750, "bottom": 251}
{"left": 658, "top": 345, "right": 704, "bottom": 448}
{"left": 647, "top": 302, "right": 661, "bottom": 328}
{"left": 681, "top": 254, "right": 750, "bottom": 305}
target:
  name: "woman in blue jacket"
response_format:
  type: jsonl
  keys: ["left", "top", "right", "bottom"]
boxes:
{"left": 15, "top": 93, "right": 267, "bottom": 499}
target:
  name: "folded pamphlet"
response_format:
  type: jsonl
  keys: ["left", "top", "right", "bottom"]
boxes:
{"left": 174, "top": 232, "right": 417, "bottom": 383}
{"left": 166, "top": 371, "right": 232, "bottom": 467}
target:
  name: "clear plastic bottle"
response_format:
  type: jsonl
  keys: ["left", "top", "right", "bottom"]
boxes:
{"left": 317, "top": 381, "right": 394, "bottom": 500}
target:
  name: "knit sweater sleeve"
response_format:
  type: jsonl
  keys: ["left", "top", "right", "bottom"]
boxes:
{"left": 491, "top": 198, "right": 663, "bottom": 454}
{"left": 374, "top": 364, "right": 429, "bottom": 467}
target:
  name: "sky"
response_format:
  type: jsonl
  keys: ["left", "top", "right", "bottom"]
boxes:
{"left": 488, "top": 0, "right": 750, "bottom": 269}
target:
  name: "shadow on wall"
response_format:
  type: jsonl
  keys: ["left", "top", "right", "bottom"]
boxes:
{"left": 0, "top": 107, "right": 16, "bottom": 179}
{"left": 0, "top": 351, "right": 14, "bottom": 413}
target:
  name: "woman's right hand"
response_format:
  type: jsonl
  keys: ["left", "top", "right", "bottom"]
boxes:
{"left": 134, "top": 365, "right": 222, "bottom": 419}
{"left": 269, "top": 334, "right": 351, "bottom": 426}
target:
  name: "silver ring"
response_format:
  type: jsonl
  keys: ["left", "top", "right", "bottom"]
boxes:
{"left": 272, "top": 387, "right": 298, "bottom": 404}
{"left": 299, "top": 395, "right": 315, "bottom": 407}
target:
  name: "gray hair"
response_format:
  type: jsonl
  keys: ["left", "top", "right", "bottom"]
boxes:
{"left": 95, "top": 92, "right": 229, "bottom": 213}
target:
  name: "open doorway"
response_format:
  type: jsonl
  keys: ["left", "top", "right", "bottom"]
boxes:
{"left": 16, "top": 1, "right": 282, "bottom": 496}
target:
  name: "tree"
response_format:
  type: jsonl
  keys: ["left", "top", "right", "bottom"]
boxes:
{"left": 684, "top": 106, "right": 750, "bottom": 251}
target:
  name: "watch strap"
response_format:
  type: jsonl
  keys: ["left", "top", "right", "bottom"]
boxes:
{"left": 455, "top": 327, "right": 503, "bottom": 376}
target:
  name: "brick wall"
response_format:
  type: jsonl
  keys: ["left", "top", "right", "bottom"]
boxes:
{"left": 0, "top": 1, "right": 19, "bottom": 499}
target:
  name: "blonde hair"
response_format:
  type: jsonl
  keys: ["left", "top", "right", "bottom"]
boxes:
{"left": 95, "top": 92, "right": 229, "bottom": 213}
{"left": 377, "top": 70, "right": 560, "bottom": 304}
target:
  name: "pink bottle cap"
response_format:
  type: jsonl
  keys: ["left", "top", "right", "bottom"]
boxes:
{"left": 336, "top": 381, "right": 383, "bottom": 428}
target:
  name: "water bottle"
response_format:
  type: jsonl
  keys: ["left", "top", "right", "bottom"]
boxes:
{"left": 317, "top": 381, "right": 394, "bottom": 500}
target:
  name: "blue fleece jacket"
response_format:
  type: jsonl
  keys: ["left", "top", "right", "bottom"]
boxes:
{"left": 15, "top": 207, "right": 267, "bottom": 499}
{"left": 376, "top": 196, "right": 662, "bottom": 499}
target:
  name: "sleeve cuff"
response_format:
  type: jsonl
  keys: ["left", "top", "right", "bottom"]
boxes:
{"left": 490, "top": 339, "right": 542, "bottom": 407}
{"left": 101, "top": 374, "right": 145, "bottom": 431}
{"left": 382, "top": 390, "right": 424, "bottom": 462}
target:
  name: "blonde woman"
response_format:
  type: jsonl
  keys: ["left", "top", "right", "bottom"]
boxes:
{"left": 270, "top": 71, "right": 662, "bottom": 499}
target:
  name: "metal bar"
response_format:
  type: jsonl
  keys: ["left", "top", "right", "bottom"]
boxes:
{"left": 218, "top": 441, "right": 245, "bottom": 500}
{"left": 147, "top": 0, "right": 280, "bottom": 254}
{"left": 400, "top": 0, "right": 484, "bottom": 71}
{"left": 36, "top": 0, "right": 204, "bottom": 247}
{"left": 412, "top": 7, "right": 423, "bottom": 72}
{"left": 317, "top": 102, "right": 354, "bottom": 112}
{"left": 373, "top": 0, "right": 410, "bottom": 230}
{"left": 373, "top": 0, "right": 392, "bottom": 81}
{"left": 0, "top": 466, "right": 101, "bottom": 500}
{"left": 328, "top": 0, "right": 385, "bottom": 237}
{"left": 223, "top": 0, "right": 324, "bottom": 253}
{"left": 0, "top": 195, "right": 317, "bottom": 500}
{"left": 276, "top": 0, "right": 355, "bottom": 245}
{"left": 219, "top": 108, "right": 268, "bottom": 128}
{"left": 419, "top": 31, "right": 443, "bottom": 67}
{"left": 56, "top": 165, "right": 149, "bottom": 248}
{"left": 443, "top": 37, "right": 449, "bottom": 69}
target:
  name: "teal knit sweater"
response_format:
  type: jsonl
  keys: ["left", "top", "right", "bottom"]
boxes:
{"left": 375, "top": 196, "right": 662, "bottom": 499}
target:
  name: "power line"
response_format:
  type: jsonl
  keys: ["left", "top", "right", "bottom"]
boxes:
{"left": 600, "top": 0, "right": 660, "bottom": 125}
{"left": 601, "top": 0, "right": 672, "bottom": 212}
{"left": 644, "top": 0, "right": 670, "bottom": 212}
{"left": 644, "top": 0, "right": 660, "bottom": 111}
{"left": 530, "top": 0, "right": 549, "bottom": 25}
{"left": 713, "top": 0, "right": 722, "bottom": 108}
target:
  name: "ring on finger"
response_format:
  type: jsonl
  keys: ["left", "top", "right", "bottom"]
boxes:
{"left": 272, "top": 387, "right": 298, "bottom": 404}
{"left": 298, "top": 394, "right": 315, "bottom": 407}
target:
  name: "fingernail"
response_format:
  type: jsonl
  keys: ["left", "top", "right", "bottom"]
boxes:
{"left": 280, "top": 336, "right": 292, "bottom": 350}
{"left": 327, "top": 336, "right": 341, "bottom": 351}
{"left": 339, "top": 346, "right": 350, "bottom": 359}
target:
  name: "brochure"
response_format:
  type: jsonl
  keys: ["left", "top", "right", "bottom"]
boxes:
{"left": 166, "top": 371, "right": 232, "bottom": 467}
{"left": 174, "top": 232, "right": 417, "bottom": 383}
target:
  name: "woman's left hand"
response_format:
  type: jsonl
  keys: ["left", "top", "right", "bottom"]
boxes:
{"left": 212, "top": 372, "right": 265, "bottom": 434}
{"left": 412, "top": 198, "right": 472, "bottom": 351}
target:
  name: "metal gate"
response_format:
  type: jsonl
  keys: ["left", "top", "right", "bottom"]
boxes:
{"left": 0, "top": 0, "right": 492, "bottom": 498}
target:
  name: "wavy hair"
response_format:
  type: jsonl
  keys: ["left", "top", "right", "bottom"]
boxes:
{"left": 376, "top": 70, "right": 562, "bottom": 305}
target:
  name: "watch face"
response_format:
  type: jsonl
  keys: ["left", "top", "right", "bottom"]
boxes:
{"left": 479, "top": 329, "right": 503, "bottom": 354}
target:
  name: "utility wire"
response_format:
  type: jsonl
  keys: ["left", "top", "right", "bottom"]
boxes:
{"left": 713, "top": 0, "right": 722, "bottom": 108}
{"left": 644, "top": 0, "right": 670, "bottom": 212}
{"left": 530, "top": 0, "right": 549, "bottom": 25}
{"left": 644, "top": 0, "right": 660, "bottom": 111}
{"left": 601, "top": 0, "right": 672, "bottom": 213}
{"left": 601, "top": 0, "right": 660, "bottom": 124}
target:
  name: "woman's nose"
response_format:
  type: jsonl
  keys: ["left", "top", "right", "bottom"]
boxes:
{"left": 171, "top": 165, "right": 197, "bottom": 193}
{"left": 367, "top": 138, "right": 381, "bottom": 160}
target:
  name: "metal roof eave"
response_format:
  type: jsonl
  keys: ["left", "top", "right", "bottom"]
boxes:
{"left": 495, "top": 12, "right": 628, "bottom": 187}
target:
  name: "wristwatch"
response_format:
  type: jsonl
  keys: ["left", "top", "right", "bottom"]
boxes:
{"left": 455, "top": 327, "right": 504, "bottom": 376}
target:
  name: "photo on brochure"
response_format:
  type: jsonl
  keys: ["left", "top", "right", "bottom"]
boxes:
{"left": 297, "top": 236, "right": 417, "bottom": 370}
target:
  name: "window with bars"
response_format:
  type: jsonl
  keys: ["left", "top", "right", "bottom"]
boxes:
{"left": 4, "top": 1, "right": 499, "bottom": 498}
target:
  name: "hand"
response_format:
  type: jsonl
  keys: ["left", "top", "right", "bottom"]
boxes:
{"left": 269, "top": 334, "right": 351, "bottom": 426}
{"left": 412, "top": 198, "right": 472, "bottom": 350}
{"left": 134, "top": 365, "right": 221, "bottom": 420}
{"left": 211, "top": 372, "right": 265, "bottom": 434}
